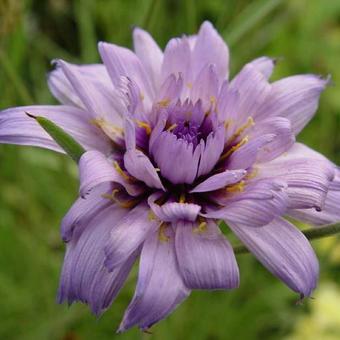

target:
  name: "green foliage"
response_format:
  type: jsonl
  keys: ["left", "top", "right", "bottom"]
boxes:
{"left": 1, "top": 0, "right": 340, "bottom": 339}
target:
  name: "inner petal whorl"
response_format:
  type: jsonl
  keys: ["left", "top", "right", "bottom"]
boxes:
{"left": 172, "top": 119, "right": 201, "bottom": 147}
{"left": 149, "top": 100, "right": 224, "bottom": 185}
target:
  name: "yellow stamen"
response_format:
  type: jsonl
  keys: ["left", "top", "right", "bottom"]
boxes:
{"left": 167, "top": 123, "right": 177, "bottom": 132}
{"left": 140, "top": 92, "right": 145, "bottom": 101}
{"left": 193, "top": 221, "right": 207, "bottom": 234}
{"left": 226, "top": 180, "right": 245, "bottom": 193}
{"left": 157, "top": 98, "right": 171, "bottom": 107}
{"left": 209, "top": 95, "right": 217, "bottom": 112}
{"left": 101, "top": 189, "right": 119, "bottom": 201}
{"left": 113, "top": 161, "right": 131, "bottom": 181}
{"left": 155, "top": 168, "right": 161, "bottom": 172}
{"left": 186, "top": 82, "right": 193, "bottom": 89}
{"left": 227, "top": 117, "right": 254, "bottom": 144}
{"left": 245, "top": 167, "right": 258, "bottom": 180}
{"left": 134, "top": 120, "right": 151, "bottom": 135}
{"left": 158, "top": 223, "right": 170, "bottom": 242}
{"left": 90, "top": 117, "right": 105, "bottom": 128}
{"left": 148, "top": 210, "right": 157, "bottom": 221}
{"left": 220, "top": 136, "right": 249, "bottom": 161}
{"left": 179, "top": 193, "right": 186, "bottom": 203}
{"left": 101, "top": 189, "right": 138, "bottom": 209}
{"left": 90, "top": 118, "right": 123, "bottom": 133}
{"left": 210, "top": 95, "right": 217, "bottom": 104}
{"left": 90, "top": 118, "right": 124, "bottom": 139}
{"left": 224, "top": 119, "right": 233, "bottom": 129}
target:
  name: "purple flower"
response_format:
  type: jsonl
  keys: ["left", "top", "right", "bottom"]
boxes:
{"left": 1, "top": 21, "right": 339, "bottom": 331}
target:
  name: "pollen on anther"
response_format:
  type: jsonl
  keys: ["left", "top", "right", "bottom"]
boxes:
{"left": 220, "top": 136, "right": 249, "bottom": 161}
{"left": 101, "top": 189, "right": 138, "bottom": 208}
{"left": 135, "top": 120, "right": 151, "bottom": 135}
{"left": 193, "top": 221, "right": 207, "bottom": 234}
{"left": 167, "top": 123, "right": 177, "bottom": 132}
{"left": 227, "top": 116, "right": 254, "bottom": 144}
{"left": 158, "top": 223, "right": 170, "bottom": 242}
{"left": 179, "top": 193, "right": 186, "bottom": 203}
{"left": 148, "top": 210, "right": 157, "bottom": 221}
{"left": 158, "top": 98, "right": 171, "bottom": 107}
{"left": 113, "top": 161, "right": 131, "bottom": 181}
{"left": 226, "top": 180, "right": 245, "bottom": 193}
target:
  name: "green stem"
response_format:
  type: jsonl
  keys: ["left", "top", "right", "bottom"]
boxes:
{"left": 233, "top": 223, "right": 340, "bottom": 255}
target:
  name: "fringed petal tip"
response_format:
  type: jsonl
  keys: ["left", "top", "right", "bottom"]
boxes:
{"left": 323, "top": 74, "right": 333, "bottom": 87}
{"left": 249, "top": 56, "right": 279, "bottom": 79}
{"left": 50, "top": 58, "right": 58, "bottom": 67}
{"left": 51, "top": 58, "right": 66, "bottom": 69}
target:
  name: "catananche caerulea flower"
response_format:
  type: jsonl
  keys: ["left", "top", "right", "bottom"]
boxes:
{"left": 1, "top": 21, "right": 339, "bottom": 331}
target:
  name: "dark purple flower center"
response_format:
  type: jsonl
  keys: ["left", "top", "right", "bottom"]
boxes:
{"left": 172, "top": 120, "right": 201, "bottom": 147}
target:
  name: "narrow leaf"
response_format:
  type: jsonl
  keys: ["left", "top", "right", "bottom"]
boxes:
{"left": 223, "top": 0, "right": 283, "bottom": 47}
{"left": 26, "top": 112, "right": 85, "bottom": 163}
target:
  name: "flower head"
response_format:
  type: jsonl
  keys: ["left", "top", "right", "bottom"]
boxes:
{"left": 1, "top": 21, "right": 340, "bottom": 332}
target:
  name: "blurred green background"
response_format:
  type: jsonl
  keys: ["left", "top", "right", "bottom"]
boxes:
{"left": 1, "top": 0, "right": 340, "bottom": 339}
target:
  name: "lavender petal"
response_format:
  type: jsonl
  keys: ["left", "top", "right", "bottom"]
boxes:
{"left": 191, "top": 21, "right": 229, "bottom": 81}
{"left": 151, "top": 131, "right": 201, "bottom": 184}
{"left": 54, "top": 60, "right": 124, "bottom": 127}
{"left": 205, "top": 178, "right": 288, "bottom": 227}
{"left": 79, "top": 150, "right": 143, "bottom": 197}
{"left": 57, "top": 204, "right": 135, "bottom": 315}
{"left": 285, "top": 144, "right": 340, "bottom": 225}
{"left": 118, "top": 227, "right": 190, "bottom": 332}
{"left": 190, "top": 169, "right": 247, "bottom": 193}
{"left": 248, "top": 56, "right": 276, "bottom": 79}
{"left": 133, "top": 28, "right": 163, "bottom": 92}
{"left": 250, "top": 117, "right": 295, "bottom": 163}
{"left": 148, "top": 192, "right": 201, "bottom": 222}
{"left": 175, "top": 220, "right": 239, "bottom": 289}
{"left": 228, "top": 63, "right": 271, "bottom": 128}
{"left": 289, "top": 187, "right": 340, "bottom": 226}
{"left": 197, "top": 125, "right": 225, "bottom": 177}
{"left": 227, "top": 134, "right": 275, "bottom": 170}
{"left": 216, "top": 82, "right": 240, "bottom": 124}
{"left": 48, "top": 63, "right": 113, "bottom": 108}
{"left": 123, "top": 118, "right": 165, "bottom": 190}
{"left": 61, "top": 183, "right": 112, "bottom": 242}
{"left": 257, "top": 144, "right": 334, "bottom": 210}
{"left": 124, "top": 149, "right": 165, "bottom": 190}
{"left": 191, "top": 63, "right": 219, "bottom": 110}
{"left": 98, "top": 41, "right": 155, "bottom": 107}
{"left": 157, "top": 73, "right": 183, "bottom": 105}
{"left": 256, "top": 74, "right": 329, "bottom": 134}
{"left": 0, "top": 105, "right": 111, "bottom": 153}
{"left": 161, "top": 37, "right": 192, "bottom": 85}
{"left": 104, "top": 202, "right": 160, "bottom": 271}
{"left": 229, "top": 217, "right": 319, "bottom": 297}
